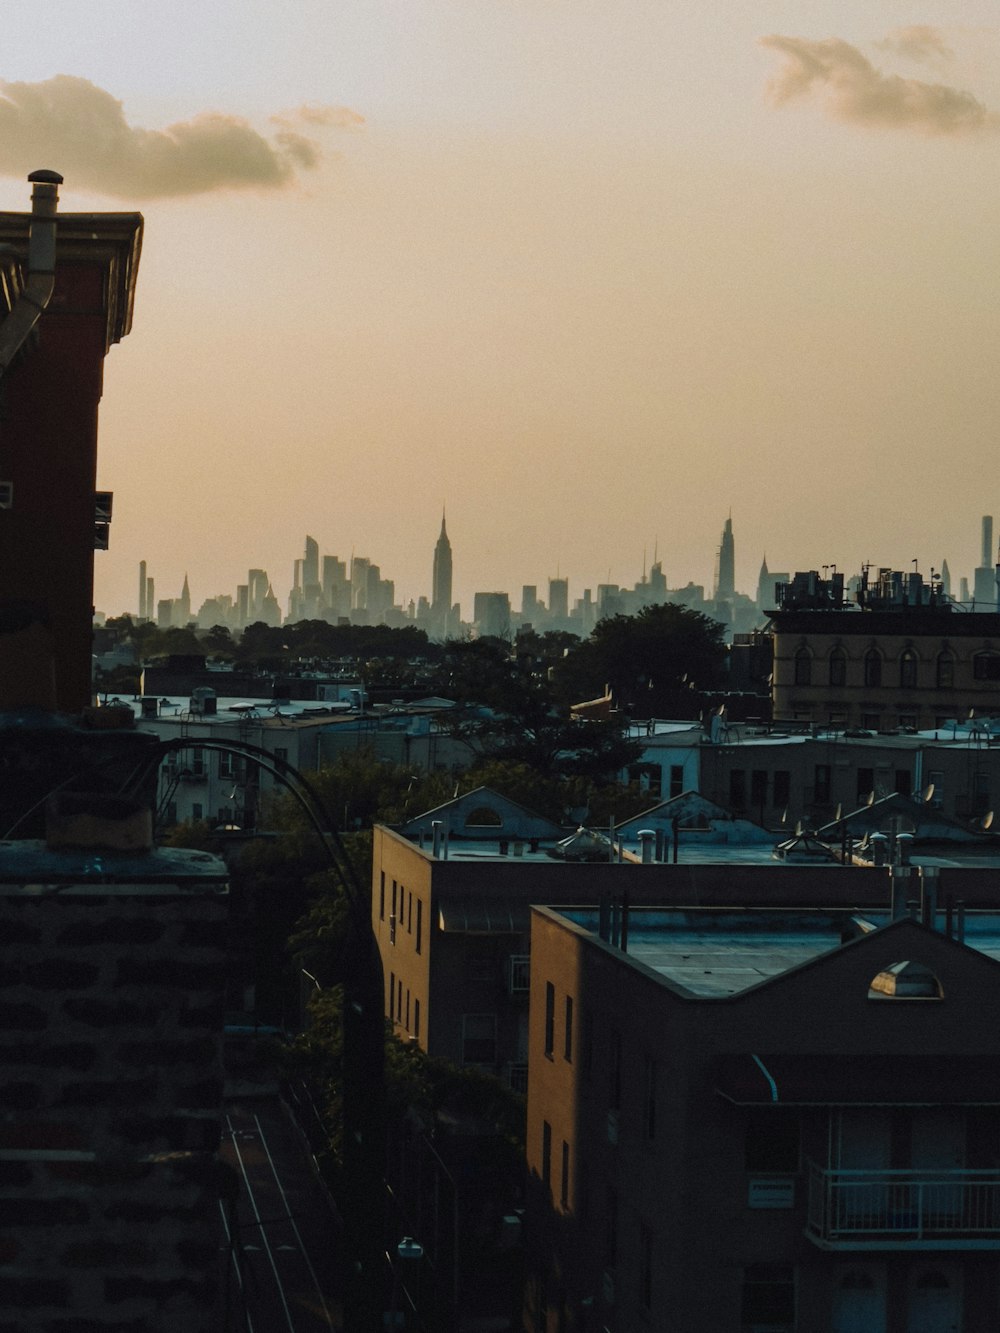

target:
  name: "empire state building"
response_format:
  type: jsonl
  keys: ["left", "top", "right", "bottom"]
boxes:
{"left": 432, "top": 511, "right": 453, "bottom": 629}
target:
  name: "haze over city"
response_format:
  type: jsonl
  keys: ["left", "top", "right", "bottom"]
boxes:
{"left": 1, "top": 2, "right": 999, "bottom": 616}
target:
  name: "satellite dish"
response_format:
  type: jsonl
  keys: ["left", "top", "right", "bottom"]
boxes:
{"left": 923, "top": 783, "right": 935, "bottom": 803}
{"left": 795, "top": 819, "right": 803, "bottom": 837}
{"left": 717, "top": 703, "right": 726, "bottom": 716}
{"left": 835, "top": 802, "right": 842, "bottom": 822}
{"left": 781, "top": 808, "right": 788, "bottom": 825}
{"left": 984, "top": 811, "right": 995, "bottom": 831}
{"left": 858, "top": 832, "right": 870, "bottom": 852}
{"left": 969, "top": 707, "right": 976, "bottom": 720}
{"left": 866, "top": 790, "right": 875, "bottom": 807}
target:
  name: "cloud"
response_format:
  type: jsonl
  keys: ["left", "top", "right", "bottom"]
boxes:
{"left": 0, "top": 76, "right": 363, "bottom": 199}
{"left": 759, "top": 35, "right": 993, "bottom": 136}
{"left": 876, "top": 26, "right": 954, "bottom": 66}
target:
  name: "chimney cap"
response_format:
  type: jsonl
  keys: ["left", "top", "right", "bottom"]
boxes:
{"left": 27, "top": 169, "right": 63, "bottom": 184}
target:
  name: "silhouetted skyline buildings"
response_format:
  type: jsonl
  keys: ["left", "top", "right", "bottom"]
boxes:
{"left": 129, "top": 510, "right": 1000, "bottom": 642}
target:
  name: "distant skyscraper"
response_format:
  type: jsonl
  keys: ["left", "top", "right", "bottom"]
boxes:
{"left": 303, "top": 535, "right": 319, "bottom": 592}
{"left": 974, "top": 515, "right": 996, "bottom": 607}
{"left": 138, "top": 560, "right": 147, "bottom": 620}
{"left": 548, "top": 577, "right": 569, "bottom": 622}
{"left": 940, "top": 560, "right": 951, "bottom": 598}
{"left": 432, "top": 511, "right": 453, "bottom": 615}
{"left": 177, "top": 574, "right": 191, "bottom": 627}
{"left": 714, "top": 515, "right": 735, "bottom": 602}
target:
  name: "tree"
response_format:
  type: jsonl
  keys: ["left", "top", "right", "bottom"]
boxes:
{"left": 553, "top": 602, "right": 726, "bottom": 718}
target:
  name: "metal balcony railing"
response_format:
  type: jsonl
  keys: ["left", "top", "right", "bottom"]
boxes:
{"left": 806, "top": 1160, "right": 1000, "bottom": 1247}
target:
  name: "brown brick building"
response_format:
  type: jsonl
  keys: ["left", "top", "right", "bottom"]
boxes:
{"left": 525, "top": 901, "right": 1000, "bottom": 1332}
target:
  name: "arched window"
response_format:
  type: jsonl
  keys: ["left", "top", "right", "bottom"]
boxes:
{"left": 864, "top": 649, "right": 882, "bottom": 688}
{"left": 869, "top": 961, "right": 943, "bottom": 999}
{"left": 899, "top": 649, "right": 918, "bottom": 690}
{"left": 973, "top": 651, "right": 1000, "bottom": 682}
{"left": 936, "top": 652, "right": 954, "bottom": 689}
{"left": 829, "top": 648, "right": 847, "bottom": 687}
{"left": 464, "top": 806, "right": 502, "bottom": 828}
{"left": 794, "top": 647, "right": 812, "bottom": 686}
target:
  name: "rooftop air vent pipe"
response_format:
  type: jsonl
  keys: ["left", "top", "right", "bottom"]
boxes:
{"left": 0, "top": 171, "right": 62, "bottom": 379}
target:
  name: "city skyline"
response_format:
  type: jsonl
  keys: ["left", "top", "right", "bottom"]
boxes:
{"left": 126, "top": 507, "right": 1000, "bottom": 631}
{"left": 0, "top": 4, "right": 996, "bottom": 620}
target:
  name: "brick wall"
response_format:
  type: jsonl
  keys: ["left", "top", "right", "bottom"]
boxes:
{"left": 0, "top": 853, "right": 228, "bottom": 1331}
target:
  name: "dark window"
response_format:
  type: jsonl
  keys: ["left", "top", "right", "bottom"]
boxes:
{"left": 564, "top": 996, "right": 573, "bottom": 1062}
{"left": 379, "top": 871, "right": 385, "bottom": 920}
{"left": 560, "top": 1140, "right": 569, "bottom": 1209}
{"left": 900, "top": 649, "right": 918, "bottom": 689}
{"left": 936, "top": 652, "right": 955, "bottom": 688}
{"left": 544, "top": 982, "right": 555, "bottom": 1058}
{"left": 191, "top": 803, "right": 203, "bottom": 821}
{"left": 751, "top": 770, "right": 768, "bottom": 807}
{"left": 974, "top": 652, "right": 1000, "bottom": 681}
{"left": 416, "top": 899, "right": 422, "bottom": 954}
{"left": 864, "top": 650, "right": 882, "bottom": 687}
{"left": 895, "top": 769, "right": 912, "bottom": 797}
{"left": 729, "top": 769, "right": 746, "bottom": 809}
{"left": 814, "top": 764, "right": 832, "bottom": 803}
{"left": 414, "top": 998, "right": 420, "bottom": 1041}
{"left": 829, "top": 648, "right": 846, "bottom": 687}
{"left": 862, "top": 712, "right": 881, "bottom": 731}
{"left": 407, "top": 891, "right": 412, "bottom": 932}
{"left": 542, "top": 1120, "right": 552, "bottom": 1191}
{"left": 857, "top": 767, "right": 874, "bottom": 805}
{"left": 669, "top": 764, "right": 684, "bottom": 798}
{"left": 405, "top": 989, "right": 410, "bottom": 1030}
{"left": 773, "top": 770, "right": 791, "bottom": 807}
{"left": 741, "top": 1265, "right": 795, "bottom": 1330}
{"left": 462, "top": 1013, "right": 496, "bottom": 1065}
{"left": 794, "top": 648, "right": 812, "bottom": 686}
{"left": 745, "top": 1112, "right": 800, "bottom": 1173}
{"left": 391, "top": 879, "right": 397, "bottom": 918}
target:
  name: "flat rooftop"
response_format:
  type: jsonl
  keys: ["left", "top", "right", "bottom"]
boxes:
{"left": 556, "top": 907, "right": 1000, "bottom": 998}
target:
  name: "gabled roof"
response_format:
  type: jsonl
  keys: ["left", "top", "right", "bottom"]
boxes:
{"left": 399, "top": 786, "right": 563, "bottom": 841}
{"left": 816, "top": 792, "right": 993, "bottom": 844}
{"left": 616, "top": 790, "right": 773, "bottom": 845}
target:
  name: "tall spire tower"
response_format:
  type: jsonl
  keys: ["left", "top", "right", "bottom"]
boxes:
{"left": 432, "top": 510, "right": 453, "bottom": 621}
{"left": 714, "top": 514, "right": 735, "bottom": 602}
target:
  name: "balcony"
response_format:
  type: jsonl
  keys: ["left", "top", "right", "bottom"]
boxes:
{"left": 806, "top": 1161, "right": 1000, "bottom": 1249}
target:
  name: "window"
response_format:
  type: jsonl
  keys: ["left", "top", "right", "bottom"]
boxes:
{"left": 465, "top": 805, "right": 502, "bottom": 827}
{"left": 396, "top": 982, "right": 402, "bottom": 1022}
{"left": 413, "top": 998, "right": 420, "bottom": 1041}
{"left": 773, "top": 770, "right": 790, "bottom": 808}
{"left": 729, "top": 769, "right": 746, "bottom": 809}
{"left": 741, "top": 1265, "right": 794, "bottom": 1331}
{"left": 509, "top": 956, "right": 531, "bottom": 992}
{"left": 814, "top": 764, "right": 832, "bottom": 803}
{"left": 751, "top": 770, "right": 768, "bottom": 808}
{"left": 864, "top": 650, "right": 882, "bottom": 687}
{"left": 745, "top": 1112, "right": 799, "bottom": 1173}
{"left": 544, "top": 982, "right": 555, "bottom": 1057}
{"left": 416, "top": 899, "right": 423, "bottom": 954}
{"left": 462, "top": 1013, "right": 496, "bottom": 1065}
{"left": 900, "top": 649, "right": 918, "bottom": 689}
{"left": 191, "top": 803, "right": 203, "bottom": 821}
{"left": 936, "top": 652, "right": 955, "bottom": 688}
{"left": 829, "top": 647, "right": 846, "bottom": 687}
{"left": 219, "top": 751, "right": 236, "bottom": 779}
{"left": 407, "top": 891, "right": 413, "bottom": 933}
{"left": 564, "top": 996, "right": 573, "bottom": 1062}
{"left": 794, "top": 648, "right": 812, "bottom": 685}
{"left": 561, "top": 1140, "right": 570, "bottom": 1209}
{"left": 669, "top": 764, "right": 684, "bottom": 798}
{"left": 189, "top": 748, "right": 205, "bottom": 777}
{"left": 379, "top": 872, "right": 385, "bottom": 921}
{"left": 542, "top": 1120, "right": 552, "bottom": 1191}
{"left": 974, "top": 651, "right": 1000, "bottom": 681}
{"left": 856, "top": 767, "right": 874, "bottom": 806}
{"left": 895, "top": 769, "right": 912, "bottom": 797}
{"left": 643, "top": 1056, "right": 657, "bottom": 1141}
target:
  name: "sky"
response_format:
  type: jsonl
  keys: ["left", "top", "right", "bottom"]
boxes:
{"left": 2, "top": 1, "right": 1000, "bottom": 618}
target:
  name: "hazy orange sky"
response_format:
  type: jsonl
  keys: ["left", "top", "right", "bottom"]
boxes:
{"left": 2, "top": 2, "right": 999, "bottom": 618}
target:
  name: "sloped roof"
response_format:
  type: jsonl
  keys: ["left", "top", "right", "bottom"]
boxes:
{"left": 399, "top": 786, "right": 563, "bottom": 841}
{"left": 817, "top": 792, "right": 994, "bottom": 844}
{"left": 616, "top": 790, "right": 772, "bottom": 844}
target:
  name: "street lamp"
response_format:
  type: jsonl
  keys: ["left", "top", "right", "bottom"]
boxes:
{"left": 386, "top": 1236, "right": 424, "bottom": 1330}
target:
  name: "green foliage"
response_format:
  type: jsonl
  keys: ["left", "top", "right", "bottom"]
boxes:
{"left": 553, "top": 601, "right": 726, "bottom": 718}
